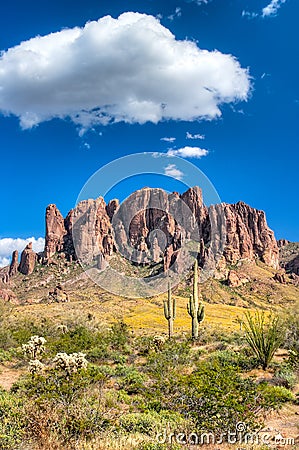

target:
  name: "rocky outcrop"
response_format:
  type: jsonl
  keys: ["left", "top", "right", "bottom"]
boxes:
{"left": 273, "top": 271, "right": 287, "bottom": 284}
{"left": 227, "top": 270, "right": 250, "bottom": 287}
{"left": 42, "top": 186, "right": 279, "bottom": 273}
{"left": 0, "top": 288, "right": 18, "bottom": 304}
{"left": 285, "top": 256, "right": 299, "bottom": 275}
{"left": 72, "top": 197, "right": 113, "bottom": 265}
{"left": 18, "top": 243, "right": 36, "bottom": 275}
{"left": 106, "top": 199, "right": 119, "bottom": 220}
{"left": 44, "top": 204, "right": 67, "bottom": 262}
{"left": 223, "top": 202, "right": 279, "bottom": 269}
{"left": 48, "top": 285, "right": 69, "bottom": 303}
{"left": 9, "top": 250, "right": 18, "bottom": 277}
{"left": 277, "top": 239, "right": 290, "bottom": 248}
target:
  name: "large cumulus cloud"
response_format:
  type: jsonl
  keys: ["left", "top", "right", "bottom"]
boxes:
{"left": 0, "top": 12, "right": 250, "bottom": 130}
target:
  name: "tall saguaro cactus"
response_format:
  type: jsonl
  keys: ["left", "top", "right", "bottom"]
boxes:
{"left": 164, "top": 282, "right": 176, "bottom": 338}
{"left": 187, "top": 259, "right": 205, "bottom": 340}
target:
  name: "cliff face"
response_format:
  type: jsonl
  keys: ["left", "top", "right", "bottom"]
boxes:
{"left": 42, "top": 186, "right": 279, "bottom": 272}
{"left": 223, "top": 202, "right": 279, "bottom": 269}
{"left": 44, "top": 204, "right": 67, "bottom": 262}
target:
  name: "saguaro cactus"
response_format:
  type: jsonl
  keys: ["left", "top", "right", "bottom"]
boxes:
{"left": 187, "top": 259, "right": 205, "bottom": 339}
{"left": 164, "top": 282, "right": 176, "bottom": 338}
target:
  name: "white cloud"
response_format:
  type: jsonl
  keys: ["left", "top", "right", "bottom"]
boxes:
{"left": 186, "top": 131, "right": 205, "bottom": 140}
{"left": 168, "top": 7, "right": 182, "bottom": 21}
{"left": 0, "top": 257, "right": 10, "bottom": 268}
{"left": 242, "top": 10, "right": 259, "bottom": 19}
{"left": 262, "top": 0, "right": 286, "bottom": 17}
{"left": 0, "top": 237, "right": 45, "bottom": 267}
{"left": 0, "top": 12, "right": 250, "bottom": 131}
{"left": 186, "top": 0, "right": 211, "bottom": 4}
{"left": 167, "top": 146, "right": 208, "bottom": 158}
{"left": 164, "top": 164, "right": 184, "bottom": 180}
{"left": 161, "top": 136, "right": 176, "bottom": 143}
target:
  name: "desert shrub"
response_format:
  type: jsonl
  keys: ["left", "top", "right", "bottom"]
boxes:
{"left": 109, "top": 350, "right": 128, "bottom": 364}
{"left": 115, "top": 365, "right": 148, "bottom": 394}
{"left": 209, "top": 349, "right": 259, "bottom": 371}
{"left": 25, "top": 396, "right": 110, "bottom": 445}
{"left": 47, "top": 325, "right": 103, "bottom": 355}
{"left": 0, "top": 389, "right": 26, "bottom": 449}
{"left": 0, "top": 349, "right": 12, "bottom": 363}
{"left": 258, "top": 384, "right": 294, "bottom": 407}
{"left": 135, "top": 336, "right": 156, "bottom": 356}
{"left": 109, "top": 321, "right": 131, "bottom": 351}
{"left": 120, "top": 410, "right": 182, "bottom": 435}
{"left": 12, "top": 363, "right": 107, "bottom": 405}
{"left": 199, "top": 325, "right": 244, "bottom": 346}
{"left": 120, "top": 412, "right": 159, "bottom": 435}
{"left": 243, "top": 311, "right": 284, "bottom": 370}
{"left": 288, "top": 349, "right": 299, "bottom": 369}
{"left": 283, "top": 307, "right": 299, "bottom": 353}
{"left": 138, "top": 443, "right": 181, "bottom": 450}
{"left": 272, "top": 366, "right": 297, "bottom": 389}
{"left": 145, "top": 339, "right": 191, "bottom": 378}
{"left": 166, "top": 360, "right": 266, "bottom": 435}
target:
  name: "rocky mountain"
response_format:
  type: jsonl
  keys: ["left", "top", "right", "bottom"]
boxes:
{"left": 2, "top": 185, "right": 298, "bottom": 305}
{"left": 41, "top": 186, "right": 279, "bottom": 274}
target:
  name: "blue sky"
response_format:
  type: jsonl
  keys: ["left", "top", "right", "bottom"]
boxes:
{"left": 0, "top": 0, "right": 298, "bottom": 265}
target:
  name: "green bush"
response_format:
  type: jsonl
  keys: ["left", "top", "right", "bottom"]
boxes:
{"left": 109, "top": 321, "right": 131, "bottom": 351}
{"left": 138, "top": 443, "right": 181, "bottom": 450}
{"left": 258, "top": 384, "right": 294, "bottom": 407}
{"left": 272, "top": 366, "right": 297, "bottom": 389}
{"left": 0, "top": 390, "right": 26, "bottom": 449}
{"left": 120, "top": 412, "right": 160, "bottom": 434}
{"left": 115, "top": 364, "right": 148, "bottom": 394}
{"left": 209, "top": 349, "right": 259, "bottom": 371}
{"left": 167, "top": 360, "right": 266, "bottom": 435}
{"left": 120, "top": 410, "right": 182, "bottom": 435}
{"left": 0, "top": 349, "right": 12, "bottom": 363}
{"left": 48, "top": 325, "right": 103, "bottom": 355}
{"left": 12, "top": 364, "right": 107, "bottom": 404}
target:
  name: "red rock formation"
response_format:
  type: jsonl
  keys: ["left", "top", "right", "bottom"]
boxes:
{"left": 48, "top": 285, "right": 69, "bottom": 303}
{"left": 9, "top": 250, "right": 18, "bottom": 277}
{"left": 273, "top": 271, "right": 287, "bottom": 284}
{"left": 227, "top": 270, "right": 250, "bottom": 287}
{"left": 71, "top": 197, "right": 113, "bottom": 266}
{"left": 277, "top": 239, "right": 290, "bottom": 248}
{"left": 106, "top": 199, "right": 119, "bottom": 220}
{"left": 44, "top": 204, "right": 66, "bottom": 261}
{"left": 0, "top": 288, "right": 18, "bottom": 304}
{"left": 18, "top": 243, "right": 36, "bottom": 275}
{"left": 42, "top": 186, "right": 279, "bottom": 274}
{"left": 223, "top": 202, "right": 279, "bottom": 269}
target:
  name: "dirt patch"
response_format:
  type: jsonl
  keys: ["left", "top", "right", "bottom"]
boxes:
{"left": 0, "top": 364, "right": 24, "bottom": 390}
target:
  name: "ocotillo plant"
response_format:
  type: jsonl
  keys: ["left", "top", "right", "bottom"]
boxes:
{"left": 163, "top": 282, "right": 176, "bottom": 338}
{"left": 187, "top": 259, "right": 205, "bottom": 339}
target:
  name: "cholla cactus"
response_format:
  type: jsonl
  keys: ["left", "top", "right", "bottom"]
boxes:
{"left": 53, "top": 352, "right": 88, "bottom": 375}
{"left": 29, "top": 359, "right": 45, "bottom": 375}
{"left": 153, "top": 335, "right": 166, "bottom": 351}
{"left": 22, "top": 336, "right": 47, "bottom": 359}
